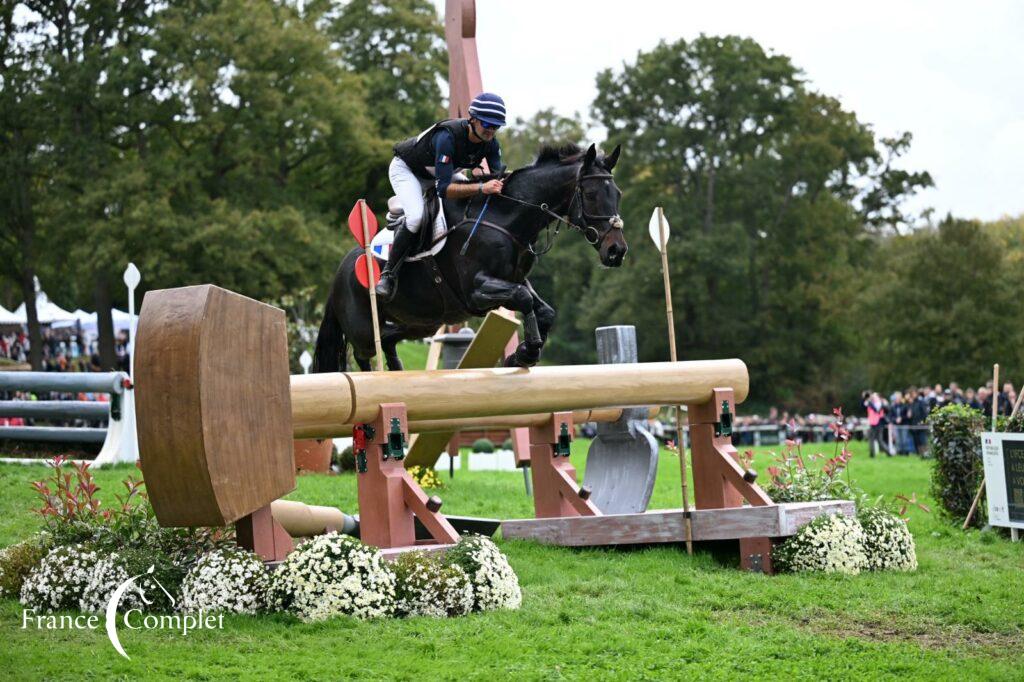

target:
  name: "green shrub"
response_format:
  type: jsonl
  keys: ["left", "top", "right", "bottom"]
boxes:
{"left": 929, "top": 404, "right": 986, "bottom": 525}
{"left": 0, "top": 533, "right": 51, "bottom": 598}
{"left": 471, "top": 438, "right": 494, "bottom": 453}
{"left": 392, "top": 553, "right": 473, "bottom": 618}
{"left": 502, "top": 438, "right": 513, "bottom": 450}
{"left": 445, "top": 535, "right": 520, "bottom": 611}
{"left": 334, "top": 446, "right": 355, "bottom": 472}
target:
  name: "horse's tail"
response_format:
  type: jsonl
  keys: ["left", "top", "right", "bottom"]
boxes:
{"left": 312, "top": 299, "right": 347, "bottom": 373}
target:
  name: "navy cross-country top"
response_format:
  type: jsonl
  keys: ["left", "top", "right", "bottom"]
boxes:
{"left": 392, "top": 119, "right": 503, "bottom": 197}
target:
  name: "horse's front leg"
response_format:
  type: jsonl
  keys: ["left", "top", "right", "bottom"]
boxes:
{"left": 469, "top": 273, "right": 544, "bottom": 367}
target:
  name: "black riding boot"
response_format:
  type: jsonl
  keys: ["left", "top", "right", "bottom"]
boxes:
{"left": 375, "top": 223, "right": 418, "bottom": 302}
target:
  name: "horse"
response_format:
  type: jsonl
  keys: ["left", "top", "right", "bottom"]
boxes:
{"left": 313, "top": 142, "right": 626, "bottom": 372}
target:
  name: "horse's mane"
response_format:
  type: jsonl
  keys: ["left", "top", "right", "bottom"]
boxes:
{"left": 534, "top": 143, "right": 585, "bottom": 166}
{"left": 449, "top": 142, "right": 586, "bottom": 195}
{"left": 496, "top": 142, "right": 585, "bottom": 191}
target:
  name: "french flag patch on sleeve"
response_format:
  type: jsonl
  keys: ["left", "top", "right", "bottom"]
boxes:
{"left": 439, "top": 154, "right": 450, "bottom": 164}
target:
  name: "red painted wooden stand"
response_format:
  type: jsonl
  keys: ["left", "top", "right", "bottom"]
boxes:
{"left": 354, "top": 402, "right": 460, "bottom": 558}
{"left": 687, "top": 387, "right": 775, "bottom": 572}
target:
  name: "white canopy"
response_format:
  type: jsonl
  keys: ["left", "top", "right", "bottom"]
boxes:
{"left": 50, "top": 307, "right": 135, "bottom": 332}
{"left": 13, "top": 291, "right": 76, "bottom": 324}
{"left": 0, "top": 303, "right": 21, "bottom": 324}
{"left": 5, "top": 289, "right": 135, "bottom": 334}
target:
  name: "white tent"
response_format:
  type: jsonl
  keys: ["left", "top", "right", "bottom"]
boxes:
{"left": 0, "top": 304, "right": 21, "bottom": 325}
{"left": 13, "top": 291, "right": 77, "bottom": 325}
{"left": 50, "top": 307, "right": 135, "bottom": 333}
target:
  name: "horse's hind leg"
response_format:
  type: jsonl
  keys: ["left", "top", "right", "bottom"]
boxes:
{"left": 380, "top": 323, "right": 428, "bottom": 371}
{"left": 354, "top": 356, "right": 373, "bottom": 372}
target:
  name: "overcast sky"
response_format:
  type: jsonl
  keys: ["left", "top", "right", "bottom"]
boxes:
{"left": 433, "top": 0, "right": 1023, "bottom": 222}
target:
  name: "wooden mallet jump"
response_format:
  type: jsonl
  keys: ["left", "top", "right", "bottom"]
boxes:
{"left": 135, "top": 285, "right": 851, "bottom": 569}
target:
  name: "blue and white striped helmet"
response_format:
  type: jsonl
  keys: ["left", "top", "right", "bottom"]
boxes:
{"left": 468, "top": 92, "right": 506, "bottom": 127}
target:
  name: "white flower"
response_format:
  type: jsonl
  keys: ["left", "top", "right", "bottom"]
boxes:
{"left": 446, "top": 536, "right": 522, "bottom": 611}
{"left": 21, "top": 544, "right": 102, "bottom": 612}
{"left": 858, "top": 508, "right": 918, "bottom": 572}
{"left": 269, "top": 533, "right": 396, "bottom": 622}
{"left": 775, "top": 513, "right": 868, "bottom": 575}
{"left": 181, "top": 548, "right": 271, "bottom": 615}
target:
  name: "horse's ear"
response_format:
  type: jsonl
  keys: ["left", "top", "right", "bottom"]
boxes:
{"left": 583, "top": 143, "right": 597, "bottom": 168}
{"left": 605, "top": 144, "right": 621, "bottom": 171}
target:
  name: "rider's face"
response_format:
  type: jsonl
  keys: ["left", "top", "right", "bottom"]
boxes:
{"left": 471, "top": 118, "right": 499, "bottom": 142}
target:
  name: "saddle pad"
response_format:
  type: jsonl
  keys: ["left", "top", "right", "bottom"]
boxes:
{"left": 369, "top": 206, "right": 448, "bottom": 262}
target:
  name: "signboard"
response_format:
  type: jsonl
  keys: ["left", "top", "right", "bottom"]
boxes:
{"left": 981, "top": 432, "right": 1024, "bottom": 529}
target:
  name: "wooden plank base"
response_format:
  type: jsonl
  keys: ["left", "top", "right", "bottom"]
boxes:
{"left": 500, "top": 500, "right": 854, "bottom": 547}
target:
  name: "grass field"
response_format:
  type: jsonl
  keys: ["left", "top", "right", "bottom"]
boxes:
{"left": 1, "top": 439, "right": 1022, "bottom": 680}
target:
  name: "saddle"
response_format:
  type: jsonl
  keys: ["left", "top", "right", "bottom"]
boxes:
{"left": 375, "top": 192, "right": 447, "bottom": 261}
{"left": 374, "top": 192, "right": 465, "bottom": 316}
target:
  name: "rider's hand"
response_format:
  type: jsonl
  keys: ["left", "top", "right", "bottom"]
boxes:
{"left": 481, "top": 179, "right": 503, "bottom": 195}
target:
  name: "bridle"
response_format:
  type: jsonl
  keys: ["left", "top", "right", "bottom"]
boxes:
{"left": 492, "top": 167, "right": 624, "bottom": 252}
{"left": 565, "top": 171, "right": 624, "bottom": 246}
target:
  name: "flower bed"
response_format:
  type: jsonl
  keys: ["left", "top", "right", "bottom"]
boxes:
{"left": 5, "top": 458, "right": 523, "bottom": 625}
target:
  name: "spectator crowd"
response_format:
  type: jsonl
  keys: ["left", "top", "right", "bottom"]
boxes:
{"left": 1, "top": 329, "right": 131, "bottom": 373}
{"left": 1, "top": 329, "right": 132, "bottom": 429}
{"left": 862, "top": 381, "right": 1017, "bottom": 457}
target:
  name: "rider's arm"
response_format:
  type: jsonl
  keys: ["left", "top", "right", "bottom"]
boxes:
{"left": 485, "top": 139, "right": 504, "bottom": 175}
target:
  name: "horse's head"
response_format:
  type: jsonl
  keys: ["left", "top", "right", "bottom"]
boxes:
{"left": 570, "top": 144, "right": 626, "bottom": 267}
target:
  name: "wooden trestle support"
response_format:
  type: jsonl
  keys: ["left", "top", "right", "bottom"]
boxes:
{"left": 501, "top": 388, "right": 853, "bottom": 574}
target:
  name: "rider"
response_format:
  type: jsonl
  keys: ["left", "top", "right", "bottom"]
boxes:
{"left": 375, "top": 92, "right": 507, "bottom": 302}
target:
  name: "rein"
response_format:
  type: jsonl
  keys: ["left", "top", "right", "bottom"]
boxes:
{"left": 494, "top": 170, "right": 623, "bottom": 249}
{"left": 423, "top": 166, "right": 624, "bottom": 263}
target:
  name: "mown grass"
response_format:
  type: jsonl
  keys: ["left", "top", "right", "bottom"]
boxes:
{"left": 1, "top": 440, "right": 1022, "bottom": 680}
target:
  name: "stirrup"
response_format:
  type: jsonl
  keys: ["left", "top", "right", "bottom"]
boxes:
{"left": 375, "top": 272, "right": 397, "bottom": 301}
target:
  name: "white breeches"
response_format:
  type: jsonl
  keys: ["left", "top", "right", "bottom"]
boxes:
{"left": 388, "top": 157, "right": 433, "bottom": 234}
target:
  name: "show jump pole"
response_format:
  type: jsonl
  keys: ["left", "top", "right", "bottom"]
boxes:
{"left": 649, "top": 206, "right": 694, "bottom": 555}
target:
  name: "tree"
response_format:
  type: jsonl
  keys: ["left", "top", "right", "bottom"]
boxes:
{"left": 858, "top": 217, "right": 1024, "bottom": 390}
{"left": 0, "top": 3, "right": 50, "bottom": 368}
{"left": 584, "top": 35, "right": 932, "bottom": 404}
{"left": 501, "top": 109, "right": 587, "bottom": 170}
{"left": 323, "top": 0, "right": 446, "bottom": 205}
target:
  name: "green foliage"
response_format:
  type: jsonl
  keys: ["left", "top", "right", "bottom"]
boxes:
{"left": 501, "top": 109, "right": 587, "bottom": 170}
{"left": 392, "top": 552, "right": 473, "bottom": 618}
{"left": 580, "top": 35, "right": 931, "bottom": 404}
{"left": 0, "top": 533, "right": 51, "bottom": 598}
{"left": 471, "top": 438, "right": 495, "bottom": 453}
{"left": 334, "top": 446, "right": 356, "bottom": 472}
{"left": 325, "top": 0, "right": 446, "bottom": 142}
{"left": 29, "top": 457, "right": 228, "bottom": 571}
{"left": 858, "top": 217, "right": 1024, "bottom": 389}
{"left": 928, "top": 404, "right": 986, "bottom": 525}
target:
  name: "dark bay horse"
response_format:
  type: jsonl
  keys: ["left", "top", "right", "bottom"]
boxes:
{"left": 313, "top": 143, "right": 626, "bottom": 372}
